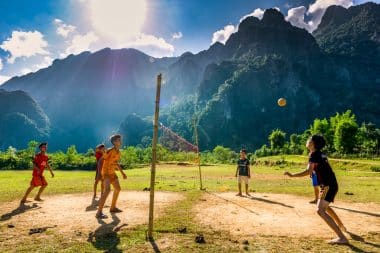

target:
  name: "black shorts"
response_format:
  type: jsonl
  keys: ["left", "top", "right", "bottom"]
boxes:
{"left": 319, "top": 184, "right": 338, "bottom": 203}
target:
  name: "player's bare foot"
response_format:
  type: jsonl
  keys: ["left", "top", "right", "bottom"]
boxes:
{"left": 20, "top": 199, "right": 27, "bottom": 204}
{"left": 110, "top": 207, "right": 123, "bottom": 213}
{"left": 34, "top": 197, "right": 43, "bottom": 201}
{"left": 236, "top": 193, "right": 242, "bottom": 197}
{"left": 246, "top": 193, "right": 251, "bottom": 197}
{"left": 95, "top": 212, "right": 108, "bottom": 219}
{"left": 327, "top": 237, "right": 348, "bottom": 245}
{"left": 309, "top": 199, "right": 317, "bottom": 204}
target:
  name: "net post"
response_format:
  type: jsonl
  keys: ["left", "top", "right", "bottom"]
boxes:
{"left": 148, "top": 73, "right": 162, "bottom": 240}
{"left": 193, "top": 117, "right": 203, "bottom": 190}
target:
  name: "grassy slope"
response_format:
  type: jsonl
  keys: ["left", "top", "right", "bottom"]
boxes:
{"left": 0, "top": 155, "right": 379, "bottom": 252}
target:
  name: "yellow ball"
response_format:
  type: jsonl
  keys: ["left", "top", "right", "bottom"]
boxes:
{"left": 277, "top": 98, "right": 287, "bottom": 107}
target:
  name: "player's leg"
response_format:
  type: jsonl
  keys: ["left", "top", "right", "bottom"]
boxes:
{"left": 310, "top": 186, "right": 319, "bottom": 204}
{"left": 35, "top": 177, "right": 48, "bottom": 201}
{"left": 21, "top": 185, "right": 36, "bottom": 203}
{"left": 317, "top": 187, "right": 347, "bottom": 244}
{"left": 245, "top": 177, "right": 251, "bottom": 196}
{"left": 326, "top": 207, "right": 347, "bottom": 232}
{"left": 236, "top": 176, "right": 243, "bottom": 196}
{"left": 96, "top": 177, "right": 111, "bottom": 218}
{"left": 110, "top": 178, "right": 121, "bottom": 212}
{"left": 93, "top": 179, "right": 100, "bottom": 199}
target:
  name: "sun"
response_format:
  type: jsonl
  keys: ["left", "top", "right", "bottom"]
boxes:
{"left": 89, "top": 0, "right": 147, "bottom": 41}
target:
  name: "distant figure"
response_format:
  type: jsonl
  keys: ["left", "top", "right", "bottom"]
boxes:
{"left": 96, "top": 134, "right": 127, "bottom": 219}
{"left": 309, "top": 171, "right": 319, "bottom": 204}
{"left": 284, "top": 135, "right": 348, "bottom": 245}
{"left": 235, "top": 149, "right": 251, "bottom": 197}
{"left": 21, "top": 142, "right": 55, "bottom": 203}
{"left": 93, "top": 144, "right": 106, "bottom": 199}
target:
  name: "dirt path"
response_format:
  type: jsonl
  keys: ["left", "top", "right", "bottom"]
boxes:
{"left": 0, "top": 191, "right": 183, "bottom": 247}
{"left": 194, "top": 192, "right": 380, "bottom": 238}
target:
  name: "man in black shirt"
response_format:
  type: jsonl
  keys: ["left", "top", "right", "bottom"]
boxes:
{"left": 235, "top": 149, "right": 251, "bottom": 197}
{"left": 284, "top": 135, "right": 348, "bottom": 245}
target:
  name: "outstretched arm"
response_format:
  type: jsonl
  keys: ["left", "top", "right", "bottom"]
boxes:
{"left": 284, "top": 163, "right": 315, "bottom": 178}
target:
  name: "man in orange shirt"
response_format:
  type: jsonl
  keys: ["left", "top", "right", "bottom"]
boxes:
{"left": 96, "top": 134, "right": 127, "bottom": 219}
{"left": 21, "top": 142, "right": 54, "bottom": 203}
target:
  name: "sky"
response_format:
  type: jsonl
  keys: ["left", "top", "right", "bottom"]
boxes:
{"left": 0, "top": 0, "right": 378, "bottom": 84}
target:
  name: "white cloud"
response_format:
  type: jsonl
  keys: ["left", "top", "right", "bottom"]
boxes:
{"left": 0, "top": 30, "right": 49, "bottom": 64}
{"left": 54, "top": 19, "right": 76, "bottom": 38}
{"left": 34, "top": 56, "right": 54, "bottom": 70}
{"left": 61, "top": 31, "right": 99, "bottom": 57}
{"left": 20, "top": 68, "right": 32, "bottom": 75}
{"left": 286, "top": 0, "right": 353, "bottom": 32}
{"left": 0, "top": 75, "right": 11, "bottom": 85}
{"left": 211, "top": 25, "right": 237, "bottom": 45}
{"left": 0, "top": 58, "right": 3, "bottom": 70}
{"left": 240, "top": 8, "right": 265, "bottom": 22}
{"left": 172, "top": 32, "right": 183, "bottom": 40}
{"left": 124, "top": 34, "right": 174, "bottom": 57}
{"left": 285, "top": 6, "right": 310, "bottom": 30}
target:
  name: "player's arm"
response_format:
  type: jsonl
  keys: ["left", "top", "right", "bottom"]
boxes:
{"left": 117, "top": 163, "right": 127, "bottom": 179}
{"left": 284, "top": 163, "right": 315, "bottom": 177}
{"left": 235, "top": 165, "right": 239, "bottom": 177}
{"left": 47, "top": 161, "right": 54, "bottom": 177}
{"left": 247, "top": 164, "right": 251, "bottom": 178}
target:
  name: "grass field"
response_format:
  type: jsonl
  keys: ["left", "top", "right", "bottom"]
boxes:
{"left": 0, "top": 155, "right": 379, "bottom": 252}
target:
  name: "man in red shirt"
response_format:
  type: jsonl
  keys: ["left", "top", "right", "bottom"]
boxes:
{"left": 21, "top": 142, "right": 54, "bottom": 203}
{"left": 93, "top": 144, "right": 105, "bottom": 199}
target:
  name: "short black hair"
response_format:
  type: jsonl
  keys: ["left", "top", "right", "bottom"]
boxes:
{"left": 39, "top": 142, "right": 47, "bottom": 149}
{"left": 310, "top": 135, "right": 326, "bottom": 151}
{"left": 96, "top": 144, "right": 105, "bottom": 149}
{"left": 110, "top": 134, "right": 122, "bottom": 144}
{"left": 240, "top": 149, "right": 247, "bottom": 154}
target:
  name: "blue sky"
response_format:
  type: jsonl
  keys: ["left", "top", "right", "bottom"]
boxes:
{"left": 0, "top": 0, "right": 378, "bottom": 84}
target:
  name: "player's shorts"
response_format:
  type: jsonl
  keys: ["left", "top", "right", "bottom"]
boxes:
{"left": 102, "top": 173, "right": 118, "bottom": 183}
{"left": 31, "top": 176, "right": 48, "bottom": 187}
{"left": 319, "top": 184, "right": 338, "bottom": 203}
{"left": 311, "top": 173, "right": 318, "bottom": 187}
{"left": 238, "top": 175, "right": 249, "bottom": 184}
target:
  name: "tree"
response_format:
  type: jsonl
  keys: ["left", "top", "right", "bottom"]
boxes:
{"left": 269, "top": 129, "right": 286, "bottom": 150}
{"left": 334, "top": 120, "right": 358, "bottom": 154}
{"left": 212, "top": 145, "right": 236, "bottom": 163}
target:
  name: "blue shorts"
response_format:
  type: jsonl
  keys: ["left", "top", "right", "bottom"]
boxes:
{"left": 311, "top": 173, "right": 318, "bottom": 187}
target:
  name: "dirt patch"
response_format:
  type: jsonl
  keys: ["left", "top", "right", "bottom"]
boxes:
{"left": 0, "top": 191, "right": 183, "bottom": 245}
{"left": 194, "top": 192, "right": 380, "bottom": 238}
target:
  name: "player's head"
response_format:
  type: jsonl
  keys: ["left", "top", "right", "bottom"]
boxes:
{"left": 39, "top": 142, "right": 47, "bottom": 152}
{"left": 96, "top": 144, "right": 105, "bottom": 152}
{"left": 307, "top": 135, "right": 326, "bottom": 151}
{"left": 110, "top": 134, "right": 122, "bottom": 148}
{"left": 240, "top": 148, "right": 247, "bottom": 158}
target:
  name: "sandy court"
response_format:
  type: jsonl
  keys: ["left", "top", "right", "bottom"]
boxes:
{"left": 0, "top": 191, "right": 183, "bottom": 244}
{"left": 194, "top": 192, "right": 380, "bottom": 238}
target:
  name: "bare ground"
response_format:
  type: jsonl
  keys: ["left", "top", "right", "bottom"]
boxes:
{"left": 0, "top": 191, "right": 183, "bottom": 249}
{"left": 194, "top": 192, "right": 380, "bottom": 238}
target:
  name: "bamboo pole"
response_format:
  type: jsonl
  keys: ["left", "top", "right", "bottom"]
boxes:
{"left": 148, "top": 74, "right": 162, "bottom": 240}
{"left": 193, "top": 117, "right": 203, "bottom": 190}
